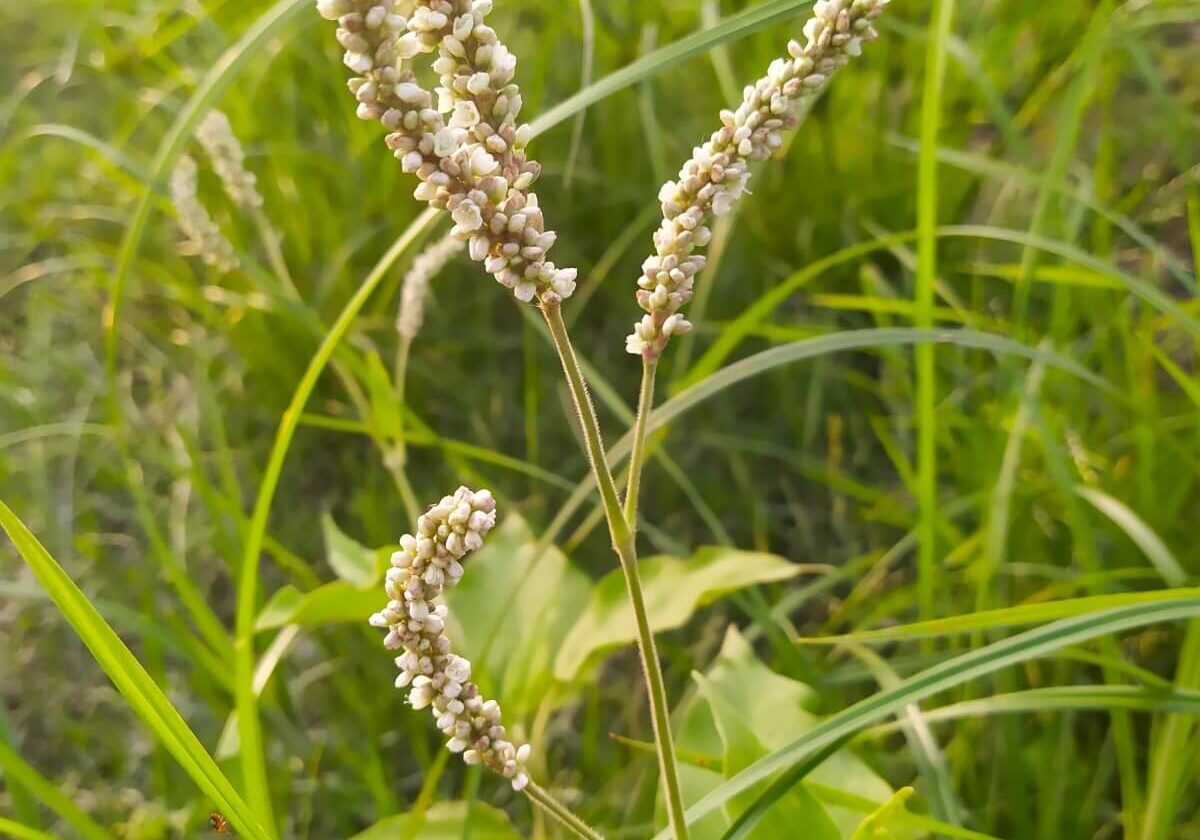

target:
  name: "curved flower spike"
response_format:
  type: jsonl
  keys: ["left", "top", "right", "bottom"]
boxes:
{"left": 169, "top": 155, "right": 239, "bottom": 272}
{"left": 397, "top": 231, "right": 464, "bottom": 340}
{"left": 316, "top": 0, "right": 578, "bottom": 306}
{"left": 368, "top": 486, "right": 532, "bottom": 791}
{"left": 196, "top": 110, "right": 263, "bottom": 210}
{"left": 627, "top": 0, "right": 890, "bottom": 359}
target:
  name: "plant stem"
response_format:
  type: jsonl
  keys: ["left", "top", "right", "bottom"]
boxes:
{"left": 525, "top": 782, "right": 607, "bottom": 840}
{"left": 541, "top": 302, "right": 690, "bottom": 840}
{"left": 624, "top": 359, "right": 657, "bottom": 532}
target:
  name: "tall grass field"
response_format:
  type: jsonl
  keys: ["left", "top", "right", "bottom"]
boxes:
{"left": 1, "top": 1, "right": 1199, "bottom": 839}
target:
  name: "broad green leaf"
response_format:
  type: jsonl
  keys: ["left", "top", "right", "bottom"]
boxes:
{"left": 700, "top": 667, "right": 840, "bottom": 840}
{"left": 349, "top": 801, "right": 522, "bottom": 840}
{"left": 794, "top": 588, "right": 1200, "bottom": 644}
{"left": 849, "top": 788, "right": 915, "bottom": 840}
{"left": 256, "top": 582, "right": 379, "bottom": 631}
{"left": 446, "top": 516, "right": 590, "bottom": 717}
{"left": 651, "top": 597, "right": 1200, "bottom": 839}
{"left": 694, "top": 629, "right": 908, "bottom": 839}
{"left": 322, "top": 512, "right": 386, "bottom": 588}
{"left": 0, "top": 502, "right": 272, "bottom": 840}
{"left": 554, "top": 549, "right": 801, "bottom": 681}
{"left": 697, "top": 671, "right": 841, "bottom": 840}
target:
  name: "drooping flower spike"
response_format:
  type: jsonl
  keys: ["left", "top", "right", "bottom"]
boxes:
{"left": 397, "top": 230, "right": 464, "bottom": 341}
{"left": 626, "top": 0, "right": 890, "bottom": 358}
{"left": 169, "top": 154, "right": 239, "bottom": 272}
{"left": 196, "top": 110, "right": 264, "bottom": 210}
{"left": 368, "top": 486, "right": 531, "bottom": 791}
{"left": 315, "top": 0, "right": 578, "bottom": 306}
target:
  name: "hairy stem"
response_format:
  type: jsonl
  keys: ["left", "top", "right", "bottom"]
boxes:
{"left": 541, "top": 302, "right": 689, "bottom": 840}
{"left": 525, "top": 782, "right": 607, "bottom": 840}
{"left": 624, "top": 359, "right": 657, "bottom": 532}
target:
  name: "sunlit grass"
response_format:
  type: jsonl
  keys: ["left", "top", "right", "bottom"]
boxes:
{"left": 2, "top": 0, "right": 1198, "bottom": 838}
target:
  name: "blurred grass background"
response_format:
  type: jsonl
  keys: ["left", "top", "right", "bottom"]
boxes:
{"left": 1, "top": 0, "right": 1199, "bottom": 837}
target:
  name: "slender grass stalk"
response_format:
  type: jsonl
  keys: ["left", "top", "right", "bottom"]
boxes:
{"left": 232, "top": 208, "right": 439, "bottom": 837}
{"left": 525, "top": 782, "right": 607, "bottom": 840}
{"left": 541, "top": 302, "right": 689, "bottom": 840}
{"left": 915, "top": 0, "right": 956, "bottom": 629}
{"left": 623, "top": 360, "right": 658, "bottom": 533}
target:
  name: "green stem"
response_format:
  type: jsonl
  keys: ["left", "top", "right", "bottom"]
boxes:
{"left": 914, "top": 0, "right": 956, "bottom": 635}
{"left": 232, "top": 208, "right": 440, "bottom": 836}
{"left": 525, "top": 782, "right": 607, "bottom": 840}
{"left": 541, "top": 303, "right": 689, "bottom": 840}
{"left": 394, "top": 336, "right": 412, "bottom": 459}
{"left": 253, "top": 208, "right": 298, "bottom": 299}
{"left": 624, "top": 359, "right": 657, "bottom": 532}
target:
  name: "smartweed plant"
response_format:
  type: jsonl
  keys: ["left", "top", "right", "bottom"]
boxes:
{"left": 6, "top": 1, "right": 1198, "bottom": 840}
{"left": 317, "top": 0, "right": 888, "bottom": 837}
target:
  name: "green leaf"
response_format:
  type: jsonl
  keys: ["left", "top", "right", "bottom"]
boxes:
{"left": 697, "top": 670, "right": 842, "bottom": 840}
{"left": 322, "top": 512, "right": 386, "bottom": 588}
{"left": 446, "top": 516, "right": 591, "bottom": 718}
{"left": 0, "top": 740, "right": 115, "bottom": 840}
{"left": 792, "top": 588, "right": 1200, "bottom": 645}
{"left": 363, "top": 350, "right": 403, "bottom": 441}
{"left": 0, "top": 817, "right": 59, "bottom": 840}
{"left": 530, "top": 0, "right": 815, "bottom": 138}
{"left": 865, "top": 685, "right": 1200, "bottom": 733}
{"left": 0, "top": 501, "right": 272, "bottom": 840}
{"left": 256, "top": 582, "right": 380, "bottom": 631}
{"left": 349, "top": 801, "right": 522, "bottom": 840}
{"left": 849, "top": 788, "right": 915, "bottom": 840}
{"left": 1075, "top": 488, "right": 1187, "bottom": 587}
{"left": 692, "top": 629, "right": 908, "bottom": 840}
{"left": 651, "top": 597, "right": 1200, "bottom": 839}
{"left": 554, "top": 548, "right": 800, "bottom": 681}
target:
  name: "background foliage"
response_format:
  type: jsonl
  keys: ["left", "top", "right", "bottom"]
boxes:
{"left": 2, "top": 0, "right": 1199, "bottom": 838}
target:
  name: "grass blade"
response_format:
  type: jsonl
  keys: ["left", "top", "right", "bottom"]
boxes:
{"left": 0, "top": 501, "right": 272, "bottom": 840}
{"left": 683, "top": 225, "right": 1200, "bottom": 388}
{"left": 233, "top": 208, "right": 439, "bottom": 835}
{"left": 865, "top": 685, "right": 1200, "bottom": 733}
{"left": 0, "top": 818, "right": 59, "bottom": 840}
{"left": 1075, "top": 488, "right": 1187, "bottom": 587}
{"left": 915, "top": 0, "right": 956, "bottom": 630}
{"left": 793, "top": 589, "right": 1200, "bottom": 644}
{"left": 530, "top": 0, "right": 814, "bottom": 137}
{"left": 651, "top": 597, "right": 1200, "bottom": 839}
{"left": 0, "top": 740, "right": 116, "bottom": 840}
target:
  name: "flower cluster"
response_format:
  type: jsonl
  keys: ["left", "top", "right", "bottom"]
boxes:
{"left": 196, "top": 110, "right": 263, "bottom": 209}
{"left": 368, "top": 487, "right": 531, "bottom": 791}
{"left": 316, "top": 0, "right": 578, "bottom": 305}
{"left": 397, "top": 230, "right": 464, "bottom": 341}
{"left": 168, "top": 155, "right": 238, "bottom": 272}
{"left": 626, "top": 0, "right": 889, "bottom": 357}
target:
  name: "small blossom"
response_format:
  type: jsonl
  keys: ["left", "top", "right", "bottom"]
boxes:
{"left": 626, "top": 0, "right": 889, "bottom": 358}
{"left": 369, "top": 487, "right": 531, "bottom": 791}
